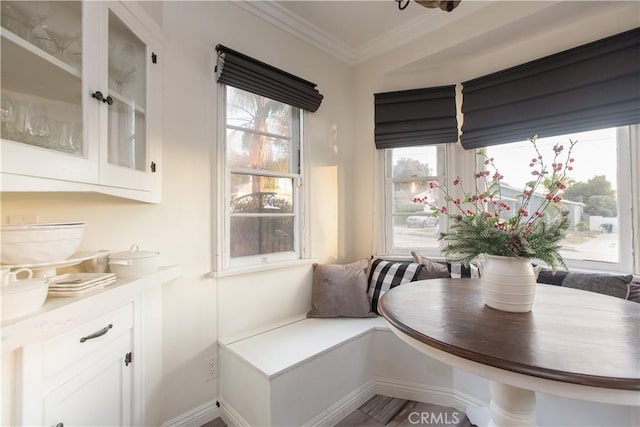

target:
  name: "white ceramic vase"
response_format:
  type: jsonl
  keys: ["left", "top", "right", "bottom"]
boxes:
{"left": 477, "top": 254, "right": 542, "bottom": 313}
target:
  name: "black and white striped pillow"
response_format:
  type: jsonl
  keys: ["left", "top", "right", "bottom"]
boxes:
{"left": 447, "top": 262, "right": 476, "bottom": 278}
{"left": 367, "top": 259, "right": 422, "bottom": 315}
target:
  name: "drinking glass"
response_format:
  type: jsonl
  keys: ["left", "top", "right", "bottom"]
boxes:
{"left": 26, "top": 105, "right": 51, "bottom": 146}
{"left": 41, "top": 25, "right": 80, "bottom": 59}
{"left": 1, "top": 1, "right": 51, "bottom": 42}
{"left": 109, "top": 43, "right": 136, "bottom": 92}
{"left": 1, "top": 95, "right": 14, "bottom": 138}
{"left": 13, "top": 102, "right": 30, "bottom": 139}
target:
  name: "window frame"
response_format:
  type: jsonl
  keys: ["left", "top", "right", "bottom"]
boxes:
{"left": 383, "top": 144, "right": 447, "bottom": 257}
{"left": 379, "top": 125, "right": 639, "bottom": 275}
{"left": 217, "top": 85, "right": 306, "bottom": 271}
{"left": 481, "top": 125, "right": 636, "bottom": 274}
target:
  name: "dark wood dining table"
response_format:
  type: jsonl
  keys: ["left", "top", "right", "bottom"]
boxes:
{"left": 379, "top": 278, "right": 640, "bottom": 427}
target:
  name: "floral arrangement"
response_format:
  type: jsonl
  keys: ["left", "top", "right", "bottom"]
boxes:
{"left": 413, "top": 137, "right": 577, "bottom": 271}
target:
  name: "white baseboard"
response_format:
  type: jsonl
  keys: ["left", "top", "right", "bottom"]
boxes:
{"left": 375, "top": 377, "right": 487, "bottom": 414}
{"left": 219, "top": 398, "right": 250, "bottom": 427}
{"left": 168, "top": 381, "right": 486, "bottom": 427}
{"left": 376, "top": 377, "right": 461, "bottom": 411}
{"left": 161, "top": 398, "right": 221, "bottom": 427}
{"left": 220, "top": 380, "right": 376, "bottom": 427}
{"left": 304, "top": 379, "right": 377, "bottom": 426}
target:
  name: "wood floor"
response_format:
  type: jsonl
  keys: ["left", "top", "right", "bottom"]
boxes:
{"left": 202, "top": 395, "right": 476, "bottom": 427}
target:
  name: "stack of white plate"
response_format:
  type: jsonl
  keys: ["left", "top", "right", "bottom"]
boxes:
{"left": 48, "top": 273, "right": 116, "bottom": 297}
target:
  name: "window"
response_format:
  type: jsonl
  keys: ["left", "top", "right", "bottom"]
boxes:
{"left": 485, "top": 126, "right": 637, "bottom": 273}
{"left": 224, "top": 86, "right": 302, "bottom": 267}
{"left": 384, "top": 145, "right": 446, "bottom": 256}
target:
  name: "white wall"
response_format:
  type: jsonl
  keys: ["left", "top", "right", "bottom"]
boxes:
{"left": 0, "top": 1, "right": 352, "bottom": 424}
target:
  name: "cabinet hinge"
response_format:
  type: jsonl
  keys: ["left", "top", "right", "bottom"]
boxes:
{"left": 125, "top": 352, "right": 133, "bottom": 366}
{"left": 151, "top": 161, "right": 157, "bottom": 173}
{"left": 151, "top": 52, "right": 157, "bottom": 64}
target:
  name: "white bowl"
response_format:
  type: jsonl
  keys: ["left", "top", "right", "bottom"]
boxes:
{"left": 1, "top": 277, "right": 49, "bottom": 321}
{"left": 1, "top": 222, "right": 86, "bottom": 265}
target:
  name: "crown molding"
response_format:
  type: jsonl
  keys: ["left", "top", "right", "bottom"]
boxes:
{"left": 232, "top": 1, "right": 356, "bottom": 64}
{"left": 232, "top": 1, "right": 495, "bottom": 65}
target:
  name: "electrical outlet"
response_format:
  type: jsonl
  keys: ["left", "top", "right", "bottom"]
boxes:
{"left": 8, "top": 215, "right": 39, "bottom": 225}
{"left": 206, "top": 356, "right": 217, "bottom": 381}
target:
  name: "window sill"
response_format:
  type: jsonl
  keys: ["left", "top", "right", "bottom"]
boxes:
{"left": 208, "top": 258, "right": 317, "bottom": 278}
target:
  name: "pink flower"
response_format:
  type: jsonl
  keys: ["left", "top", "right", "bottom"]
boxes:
{"left": 453, "top": 177, "right": 460, "bottom": 185}
{"left": 520, "top": 209, "right": 529, "bottom": 217}
{"left": 440, "top": 206, "right": 448, "bottom": 214}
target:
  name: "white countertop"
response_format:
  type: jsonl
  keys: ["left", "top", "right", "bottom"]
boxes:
{"left": 1, "top": 265, "right": 180, "bottom": 353}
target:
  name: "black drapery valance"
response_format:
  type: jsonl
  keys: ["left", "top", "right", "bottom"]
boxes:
{"left": 215, "top": 44, "right": 323, "bottom": 112}
{"left": 374, "top": 85, "right": 458, "bottom": 149}
{"left": 460, "top": 28, "right": 640, "bottom": 149}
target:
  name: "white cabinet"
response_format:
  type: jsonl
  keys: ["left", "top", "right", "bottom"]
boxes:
{"left": 1, "top": 266, "right": 180, "bottom": 427}
{"left": 0, "top": 1, "right": 163, "bottom": 202}
{"left": 42, "top": 333, "right": 132, "bottom": 427}
{"left": 20, "top": 304, "right": 135, "bottom": 427}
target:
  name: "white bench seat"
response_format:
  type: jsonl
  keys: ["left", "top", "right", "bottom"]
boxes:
{"left": 219, "top": 315, "right": 458, "bottom": 427}
{"left": 222, "top": 316, "right": 388, "bottom": 378}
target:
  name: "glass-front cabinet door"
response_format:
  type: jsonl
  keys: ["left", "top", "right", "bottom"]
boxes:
{"left": 100, "top": 3, "right": 155, "bottom": 192}
{"left": 0, "top": 0, "right": 97, "bottom": 183}
{"left": 0, "top": 1, "right": 161, "bottom": 201}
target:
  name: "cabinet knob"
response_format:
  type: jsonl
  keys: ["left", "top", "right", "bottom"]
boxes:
{"left": 91, "top": 91, "right": 104, "bottom": 102}
{"left": 103, "top": 95, "right": 114, "bottom": 106}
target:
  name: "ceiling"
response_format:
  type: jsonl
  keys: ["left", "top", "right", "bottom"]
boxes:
{"left": 234, "top": 0, "right": 495, "bottom": 64}
{"left": 234, "top": 1, "right": 639, "bottom": 66}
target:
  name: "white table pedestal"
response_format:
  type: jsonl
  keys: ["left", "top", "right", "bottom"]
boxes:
{"left": 489, "top": 381, "right": 536, "bottom": 427}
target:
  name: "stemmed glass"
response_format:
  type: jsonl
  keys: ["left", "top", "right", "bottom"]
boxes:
{"left": 109, "top": 43, "right": 136, "bottom": 93}
{"left": 41, "top": 25, "right": 80, "bottom": 59}
{"left": 1, "top": 1, "right": 51, "bottom": 42}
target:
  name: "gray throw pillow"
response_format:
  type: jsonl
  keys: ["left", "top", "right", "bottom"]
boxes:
{"left": 411, "top": 250, "right": 451, "bottom": 280}
{"left": 307, "top": 260, "right": 376, "bottom": 318}
{"left": 536, "top": 267, "right": 569, "bottom": 286}
{"left": 561, "top": 272, "right": 633, "bottom": 300}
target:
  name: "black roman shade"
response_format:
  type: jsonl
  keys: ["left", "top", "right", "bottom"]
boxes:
{"left": 374, "top": 85, "right": 458, "bottom": 149}
{"left": 215, "top": 44, "right": 323, "bottom": 112}
{"left": 461, "top": 28, "right": 640, "bottom": 149}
